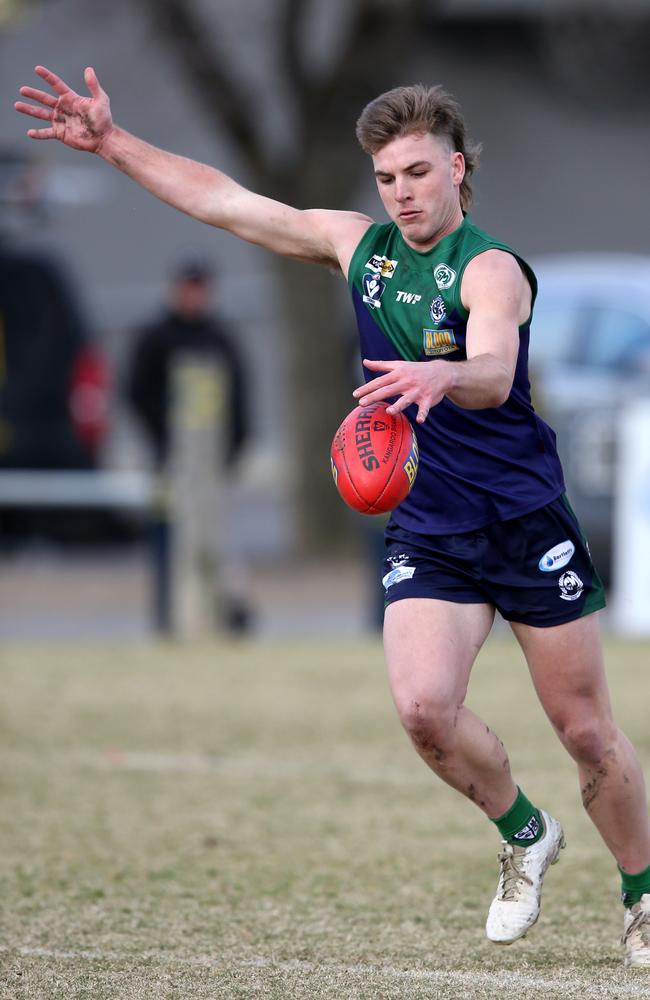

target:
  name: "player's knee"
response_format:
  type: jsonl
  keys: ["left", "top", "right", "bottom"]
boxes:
{"left": 395, "top": 693, "right": 457, "bottom": 756}
{"left": 559, "top": 717, "right": 616, "bottom": 767}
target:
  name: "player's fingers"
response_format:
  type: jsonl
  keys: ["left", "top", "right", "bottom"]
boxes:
{"left": 362, "top": 359, "right": 397, "bottom": 372}
{"left": 353, "top": 372, "right": 400, "bottom": 399}
{"left": 84, "top": 66, "right": 103, "bottom": 98}
{"left": 386, "top": 393, "right": 417, "bottom": 417}
{"left": 26, "top": 126, "right": 57, "bottom": 140}
{"left": 34, "top": 64, "right": 73, "bottom": 96}
{"left": 355, "top": 385, "right": 393, "bottom": 406}
{"left": 415, "top": 403, "right": 429, "bottom": 424}
{"left": 15, "top": 101, "right": 52, "bottom": 122}
{"left": 19, "top": 86, "right": 58, "bottom": 108}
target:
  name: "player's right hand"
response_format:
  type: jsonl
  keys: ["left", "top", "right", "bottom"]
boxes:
{"left": 15, "top": 66, "right": 113, "bottom": 153}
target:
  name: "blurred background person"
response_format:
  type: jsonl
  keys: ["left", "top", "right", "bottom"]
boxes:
{"left": 126, "top": 253, "right": 252, "bottom": 634}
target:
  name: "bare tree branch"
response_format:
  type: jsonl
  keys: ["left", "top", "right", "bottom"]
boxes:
{"left": 280, "top": 0, "right": 309, "bottom": 94}
{"left": 142, "top": 0, "right": 266, "bottom": 168}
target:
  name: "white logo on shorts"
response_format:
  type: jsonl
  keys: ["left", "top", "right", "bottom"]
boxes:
{"left": 558, "top": 570, "right": 584, "bottom": 601}
{"left": 538, "top": 540, "right": 575, "bottom": 572}
{"left": 382, "top": 565, "right": 415, "bottom": 590}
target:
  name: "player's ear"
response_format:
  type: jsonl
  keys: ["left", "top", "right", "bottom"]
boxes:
{"left": 451, "top": 151, "right": 465, "bottom": 186}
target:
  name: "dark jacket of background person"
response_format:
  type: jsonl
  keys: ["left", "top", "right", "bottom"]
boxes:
{"left": 126, "top": 263, "right": 248, "bottom": 470}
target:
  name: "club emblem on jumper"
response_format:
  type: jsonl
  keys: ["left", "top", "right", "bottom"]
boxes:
{"left": 558, "top": 570, "right": 584, "bottom": 601}
{"left": 429, "top": 295, "right": 446, "bottom": 324}
{"left": 362, "top": 273, "right": 386, "bottom": 309}
{"left": 365, "top": 255, "right": 398, "bottom": 279}
{"left": 433, "top": 262, "right": 456, "bottom": 290}
{"left": 423, "top": 329, "right": 457, "bottom": 357}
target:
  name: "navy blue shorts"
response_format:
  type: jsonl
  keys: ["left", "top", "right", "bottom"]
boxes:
{"left": 382, "top": 495, "right": 606, "bottom": 628}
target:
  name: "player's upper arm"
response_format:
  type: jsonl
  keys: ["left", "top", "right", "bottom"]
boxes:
{"left": 460, "top": 249, "right": 532, "bottom": 377}
{"left": 206, "top": 176, "right": 373, "bottom": 275}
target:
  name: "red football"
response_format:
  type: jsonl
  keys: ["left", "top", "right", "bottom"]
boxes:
{"left": 330, "top": 402, "right": 419, "bottom": 515}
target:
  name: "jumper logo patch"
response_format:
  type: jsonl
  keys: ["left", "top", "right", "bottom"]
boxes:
{"left": 395, "top": 290, "right": 422, "bottom": 304}
{"left": 538, "top": 540, "right": 575, "bottom": 573}
{"left": 362, "top": 273, "right": 386, "bottom": 309}
{"left": 433, "top": 263, "right": 456, "bottom": 289}
{"left": 365, "top": 255, "right": 398, "bottom": 279}
{"left": 559, "top": 570, "right": 584, "bottom": 601}
{"left": 423, "top": 329, "right": 457, "bottom": 356}
{"left": 430, "top": 295, "right": 446, "bottom": 324}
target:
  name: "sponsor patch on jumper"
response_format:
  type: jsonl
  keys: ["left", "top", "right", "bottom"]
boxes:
{"left": 429, "top": 295, "right": 446, "bottom": 324}
{"left": 365, "top": 255, "right": 398, "bottom": 278}
{"left": 382, "top": 565, "right": 416, "bottom": 589}
{"left": 538, "top": 540, "right": 575, "bottom": 573}
{"left": 433, "top": 263, "right": 456, "bottom": 290}
{"left": 423, "top": 329, "right": 457, "bottom": 356}
{"left": 362, "top": 273, "right": 386, "bottom": 309}
{"left": 559, "top": 570, "right": 584, "bottom": 601}
{"left": 395, "top": 290, "right": 422, "bottom": 304}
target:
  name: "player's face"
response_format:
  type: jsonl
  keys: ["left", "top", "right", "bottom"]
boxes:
{"left": 372, "top": 132, "right": 465, "bottom": 251}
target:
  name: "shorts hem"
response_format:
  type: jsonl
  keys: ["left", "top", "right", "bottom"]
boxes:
{"left": 501, "top": 597, "right": 606, "bottom": 629}
{"left": 384, "top": 590, "right": 489, "bottom": 608}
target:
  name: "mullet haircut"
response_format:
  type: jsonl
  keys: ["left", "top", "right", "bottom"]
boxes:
{"left": 355, "top": 84, "right": 482, "bottom": 212}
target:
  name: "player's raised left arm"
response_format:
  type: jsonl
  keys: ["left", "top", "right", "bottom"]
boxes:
{"left": 15, "top": 66, "right": 372, "bottom": 274}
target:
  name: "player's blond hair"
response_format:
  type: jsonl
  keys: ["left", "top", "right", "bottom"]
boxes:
{"left": 355, "top": 84, "right": 481, "bottom": 212}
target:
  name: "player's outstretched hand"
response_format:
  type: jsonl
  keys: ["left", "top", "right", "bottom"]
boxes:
{"left": 353, "top": 358, "right": 453, "bottom": 424}
{"left": 15, "top": 66, "right": 113, "bottom": 153}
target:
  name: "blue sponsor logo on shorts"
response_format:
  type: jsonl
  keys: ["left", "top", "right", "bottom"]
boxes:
{"left": 382, "top": 565, "right": 416, "bottom": 590}
{"left": 538, "top": 540, "right": 575, "bottom": 572}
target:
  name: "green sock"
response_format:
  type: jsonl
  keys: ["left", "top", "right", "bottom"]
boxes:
{"left": 491, "top": 787, "right": 544, "bottom": 845}
{"left": 619, "top": 864, "right": 650, "bottom": 908}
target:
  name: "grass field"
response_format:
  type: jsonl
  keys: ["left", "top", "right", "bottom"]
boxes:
{"left": 1, "top": 632, "right": 650, "bottom": 999}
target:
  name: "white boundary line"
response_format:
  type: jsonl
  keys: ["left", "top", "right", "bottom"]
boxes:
{"left": 5, "top": 947, "right": 650, "bottom": 997}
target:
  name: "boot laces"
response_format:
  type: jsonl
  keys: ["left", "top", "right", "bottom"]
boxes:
{"left": 622, "top": 900, "right": 650, "bottom": 947}
{"left": 497, "top": 843, "right": 533, "bottom": 901}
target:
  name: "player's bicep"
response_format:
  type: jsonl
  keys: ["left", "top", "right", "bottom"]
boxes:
{"left": 213, "top": 182, "right": 372, "bottom": 271}
{"left": 462, "top": 250, "right": 530, "bottom": 370}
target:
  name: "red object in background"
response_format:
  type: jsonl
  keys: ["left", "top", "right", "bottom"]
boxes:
{"left": 330, "top": 402, "right": 419, "bottom": 515}
{"left": 68, "top": 346, "right": 110, "bottom": 453}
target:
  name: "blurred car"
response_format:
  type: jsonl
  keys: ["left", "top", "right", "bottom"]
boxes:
{"left": 0, "top": 246, "right": 109, "bottom": 470}
{"left": 0, "top": 243, "right": 121, "bottom": 544}
{"left": 529, "top": 253, "right": 650, "bottom": 584}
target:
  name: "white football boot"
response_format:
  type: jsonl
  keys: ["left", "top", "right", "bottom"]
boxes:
{"left": 622, "top": 894, "right": 650, "bottom": 967}
{"left": 485, "top": 809, "right": 565, "bottom": 944}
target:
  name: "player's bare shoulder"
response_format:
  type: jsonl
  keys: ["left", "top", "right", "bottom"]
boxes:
{"left": 461, "top": 248, "right": 532, "bottom": 324}
{"left": 302, "top": 209, "right": 374, "bottom": 278}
